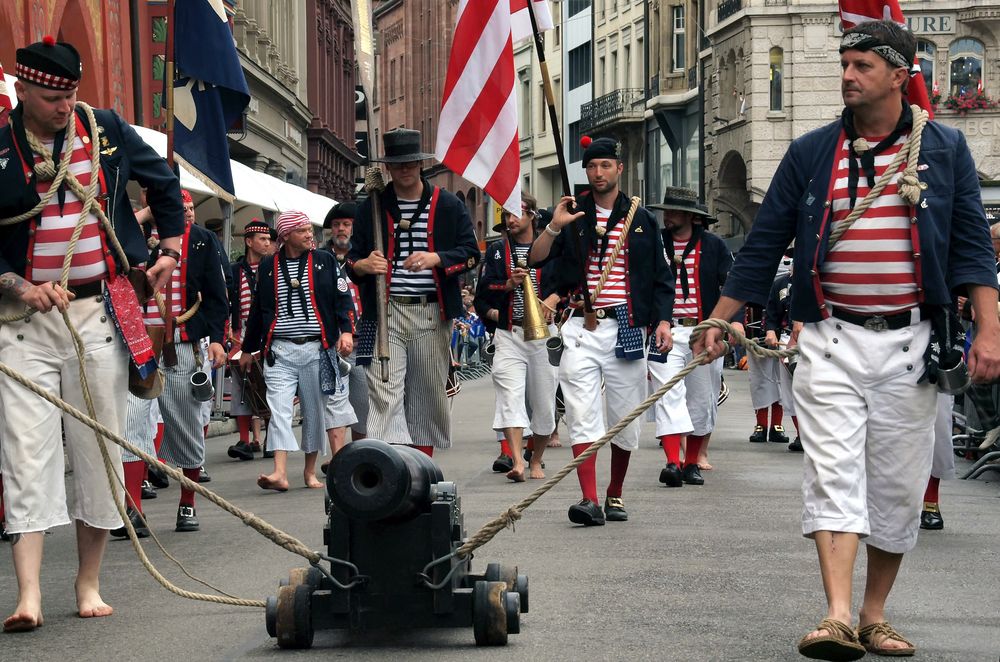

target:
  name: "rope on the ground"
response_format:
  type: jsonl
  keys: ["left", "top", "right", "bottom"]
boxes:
{"left": 456, "top": 318, "right": 797, "bottom": 558}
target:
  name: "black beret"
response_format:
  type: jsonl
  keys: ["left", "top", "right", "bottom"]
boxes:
{"left": 582, "top": 137, "right": 621, "bottom": 165}
{"left": 324, "top": 202, "right": 359, "bottom": 228}
{"left": 16, "top": 36, "right": 82, "bottom": 90}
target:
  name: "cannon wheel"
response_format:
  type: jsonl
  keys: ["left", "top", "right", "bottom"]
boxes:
{"left": 473, "top": 580, "right": 508, "bottom": 646}
{"left": 275, "top": 584, "right": 315, "bottom": 649}
{"left": 287, "top": 566, "right": 323, "bottom": 589}
{"left": 485, "top": 563, "right": 527, "bottom": 613}
{"left": 504, "top": 590, "right": 521, "bottom": 635}
{"left": 515, "top": 574, "right": 529, "bottom": 613}
{"left": 265, "top": 594, "right": 278, "bottom": 638}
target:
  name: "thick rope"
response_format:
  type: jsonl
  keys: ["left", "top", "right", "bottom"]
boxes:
{"left": 456, "top": 318, "right": 796, "bottom": 557}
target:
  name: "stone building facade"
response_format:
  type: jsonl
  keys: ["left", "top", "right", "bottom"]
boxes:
{"left": 702, "top": 0, "right": 1000, "bottom": 247}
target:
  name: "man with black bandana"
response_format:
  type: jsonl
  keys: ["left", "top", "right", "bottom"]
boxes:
{"left": 694, "top": 20, "right": 1000, "bottom": 660}
{"left": 348, "top": 128, "right": 479, "bottom": 456}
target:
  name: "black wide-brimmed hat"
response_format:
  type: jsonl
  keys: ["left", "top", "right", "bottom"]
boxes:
{"left": 648, "top": 187, "right": 712, "bottom": 219}
{"left": 16, "top": 36, "right": 81, "bottom": 91}
{"left": 373, "top": 128, "right": 436, "bottom": 163}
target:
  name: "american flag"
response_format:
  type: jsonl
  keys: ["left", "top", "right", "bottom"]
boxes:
{"left": 838, "top": 0, "right": 933, "bottom": 117}
{"left": 436, "top": 0, "right": 553, "bottom": 217}
{"left": 0, "top": 62, "right": 11, "bottom": 128}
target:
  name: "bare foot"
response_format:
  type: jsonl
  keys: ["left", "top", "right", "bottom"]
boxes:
{"left": 76, "top": 581, "right": 113, "bottom": 619}
{"left": 257, "top": 473, "right": 289, "bottom": 492}
{"left": 528, "top": 463, "right": 545, "bottom": 479}
{"left": 506, "top": 466, "right": 526, "bottom": 483}
{"left": 3, "top": 609, "right": 43, "bottom": 632}
{"left": 698, "top": 461, "right": 713, "bottom": 471}
{"left": 304, "top": 474, "right": 324, "bottom": 489}
{"left": 546, "top": 438, "right": 562, "bottom": 448}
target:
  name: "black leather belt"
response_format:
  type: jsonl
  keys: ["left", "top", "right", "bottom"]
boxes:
{"left": 511, "top": 318, "right": 524, "bottom": 327}
{"left": 390, "top": 293, "right": 438, "bottom": 305}
{"left": 830, "top": 306, "right": 920, "bottom": 332}
{"left": 595, "top": 307, "right": 621, "bottom": 321}
{"left": 70, "top": 280, "right": 105, "bottom": 299}
{"left": 673, "top": 318, "right": 698, "bottom": 327}
{"left": 280, "top": 335, "right": 321, "bottom": 345}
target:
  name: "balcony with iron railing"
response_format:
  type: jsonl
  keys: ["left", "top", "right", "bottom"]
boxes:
{"left": 580, "top": 88, "right": 645, "bottom": 133}
{"left": 717, "top": 0, "right": 742, "bottom": 23}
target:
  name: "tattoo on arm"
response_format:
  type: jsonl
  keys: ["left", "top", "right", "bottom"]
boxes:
{"left": 0, "top": 272, "right": 31, "bottom": 297}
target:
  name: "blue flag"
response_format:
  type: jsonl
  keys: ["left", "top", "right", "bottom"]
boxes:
{"left": 173, "top": 0, "right": 250, "bottom": 199}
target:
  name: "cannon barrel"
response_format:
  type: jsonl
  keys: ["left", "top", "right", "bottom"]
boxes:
{"left": 327, "top": 439, "right": 444, "bottom": 521}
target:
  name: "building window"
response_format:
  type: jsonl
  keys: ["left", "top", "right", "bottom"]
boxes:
{"left": 519, "top": 70, "right": 531, "bottom": 138}
{"left": 611, "top": 49, "right": 618, "bottom": 90}
{"left": 569, "top": 120, "right": 583, "bottom": 162}
{"left": 568, "top": 43, "right": 592, "bottom": 90}
{"left": 672, "top": 6, "right": 685, "bottom": 72}
{"left": 769, "top": 47, "right": 783, "bottom": 111}
{"left": 949, "top": 38, "right": 984, "bottom": 96}
{"left": 568, "top": 0, "right": 590, "bottom": 18}
{"left": 389, "top": 58, "right": 397, "bottom": 103}
{"left": 539, "top": 83, "right": 547, "bottom": 132}
{"left": 916, "top": 40, "right": 935, "bottom": 95}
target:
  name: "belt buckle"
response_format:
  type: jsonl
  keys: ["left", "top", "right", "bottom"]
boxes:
{"left": 863, "top": 315, "right": 888, "bottom": 332}
{"left": 596, "top": 309, "right": 606, "bottom": 319}
{"left": 682, "top": 318, "right": 696, "bottom": 327}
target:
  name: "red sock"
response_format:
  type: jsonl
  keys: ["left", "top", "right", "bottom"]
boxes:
{"left": 415, "top": 445, "right": 434, "bottom": 457}
{"left": 180, "top": 467, "right": 200, "bottom": 507}
{"left": 154, "top": 423, "right": 165, "bottom": 460}
{"left": 607, "top": 444, "right": 631, "bottom": 498}
{"left": 755, "top": 408, "right": 768, "bottom": 427}
{"left": 526, "top": 436, "right": 535, "bottom": 451}
{"left": 203, "top": 424, "right": 209, "bottom": 439}
{"left": 923, "top": 475, "right": 940, "bottom": 504}
{"left": 123, "top": 461, "right": 145, "bottom": 514}
{"left": 571, "top": 443, "right": 599, "bottom": 504}
{"left": 791, "top": 416, "right": 799, "bottom": 434}
{"left": 499, "top": 439, "right": 512, "bottom": 457}
{"left": 685, "top": 435, "right": 705, "bottom": 468}
{"left": 237, "top": 415, "right": 251, "bottom": 443}
{"left": 771, "top": 403, "right": 784, "bottom": 426}
{"left": 659, "top": 434, "right": 682, "bottom": 466}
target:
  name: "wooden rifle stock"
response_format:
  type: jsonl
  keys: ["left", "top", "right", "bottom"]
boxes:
{"left": 365, "top": 167, "right": 391, "bottom": 383}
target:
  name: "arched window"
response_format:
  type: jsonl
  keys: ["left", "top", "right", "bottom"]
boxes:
{"left": 949, "top": 38, "right": 984, "bottom": 96}
{"left": 769, "top": 47, "right": 783, "bottom": 111}
{"left": 916, "top": 40, "right": 936, "bottom": 96}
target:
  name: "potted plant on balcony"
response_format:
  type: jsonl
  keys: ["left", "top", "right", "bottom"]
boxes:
{"left": 942, "top": 89, "right": 996, "bottom": 115}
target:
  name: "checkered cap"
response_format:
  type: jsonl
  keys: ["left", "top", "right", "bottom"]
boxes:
{"left": 16, "top": 37, "right": 81, "bottom": 91}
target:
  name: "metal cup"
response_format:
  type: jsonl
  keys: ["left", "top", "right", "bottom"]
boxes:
{"left": 483, "top": 343, "right": 496, "bottom": 357}
{"left": 190, "top": 370, "right": 215, "bottom": 402}
{"left": 936, "top": 357, "right": 970, "bottom": 395}
{"left": 545, "top": 336, "right": 564, "bottom": 367}
{"left": 337, "top": 356, "right": 352, "bottom": 377}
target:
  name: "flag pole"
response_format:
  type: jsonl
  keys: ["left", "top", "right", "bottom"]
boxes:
{"left": 525, "top": 1, "right": 595, "bottom": 323}
{"left": 165, "top": 0, "right": 176, "bottom": 169}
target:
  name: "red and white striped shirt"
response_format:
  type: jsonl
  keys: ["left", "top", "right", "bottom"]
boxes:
{"left": 143, "top": 229, "right": 183, "bottom": 326}
{"left": 671, "top": 239, "right": 700, "bottom": 319}
{"left": 820, "top": 133, "right": 919, "bottom": 314}
{"left": 29, "top": 136, "right": 108, "bottom": 286}
{"left": 587, "top": 205, "right": 628, "bottom": 308}
{"left": 238, "top": 262, "right": 259, "bottom": 333}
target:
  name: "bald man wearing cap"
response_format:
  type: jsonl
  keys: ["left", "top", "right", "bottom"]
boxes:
{"left": 241, "top": 211, "right": 355, "bottom": 491}
{"left": 0, "top": 36, "right": 184, "bottom": 630}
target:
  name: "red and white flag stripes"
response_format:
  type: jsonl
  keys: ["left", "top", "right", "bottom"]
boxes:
{"left": 838, "top": 0, "right": 933, "bottom": 116}
{"left": 0, "top": 62, "right": 12, "bottom": 128}
{"left": 436, "top": 0, "right": 553, "bottom": 217}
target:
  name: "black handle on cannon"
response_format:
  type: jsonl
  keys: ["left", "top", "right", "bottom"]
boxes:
{"left": 326, "top": 439, "right": 444, "bottom": 522}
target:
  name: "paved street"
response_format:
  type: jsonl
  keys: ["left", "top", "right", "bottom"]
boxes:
{"left": 2, "top": 370, "right": 999, "bottom": 661}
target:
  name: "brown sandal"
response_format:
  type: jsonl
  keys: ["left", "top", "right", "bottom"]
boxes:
{"left": 797, "top": 618, "right": 867, "bottom": 661}
{"left": 857, "top": 622, "right": 916, "bottom": 657}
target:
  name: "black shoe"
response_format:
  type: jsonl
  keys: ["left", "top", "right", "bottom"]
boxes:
{"left": 197, "top": 467, "right": 211, "bottom": 483}
{"left": 111, "top": 509, "right": 150, "bottom": 539}
{"left": 604, "top": 496, "right": 628, "bottom": 522}
{"left": 175, "top": 506, "right": 200, "bottom": 532}
{"left": 227, "top": 441, "right": 254, "bottom": 461}
{"left": 141, "top": 480, "right": 158, "bottom": 500}
{"left": 768, "top": 424, "right": 790, "bottom": 444}
{"left": 0, "top": 522, "right": 9, "bottom": 542}
{"left": 148, "top": 465, "right": 169, "bottom": 489}
{"left": 567, "top": 499, "right": 605, "bottom": 526}
{"left": 682, "top": 464, "right": 704, "bottom": 486}
{"left": 748, "top": 425, "right": 768, "bottom": 443}
{"left": 492, "top": 453, "right": 514, "bottom": 473}
{"left": 920, "top": 505, "right": 944, "bottom": 530}
{"left": 320, "top": 460, "right": 330, "bottom": 476}
{"left": 658, "top": 463, "right": 683, "bottom": 487}
{"left": 262, "top": 450, "right": 275, "bottom": 459}
{"left": 788, "top": 436, "right": 803, "bottom": 452}
{"left": 249, "top": 441, "right": 262, "bottom": 453}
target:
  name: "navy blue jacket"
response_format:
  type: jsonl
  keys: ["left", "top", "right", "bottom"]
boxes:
{"left": 723, "top": 118, "right": 997, "bottom": 321}
{"left": 242, "top": 248, "right": 355, "bottom": 356}
{"left": 474, "top": 236, "right": 557, "bottom": 332}
{"left": 0, "top": 106, "right": 183, "bottom": 281}
{"left": 663, "top": 227, "right": 734, "bottom": 322}
{"left": 532, "top": 191, "right": 672, "bottom": 327}
{"left": 229, "top": 255, "right": 261, "bottom": 336}
{"left": 764, "top": 272, "right": 792, "bottom": 333}
{"left": 347, "top": 181, "right": 480, "bottom": 321}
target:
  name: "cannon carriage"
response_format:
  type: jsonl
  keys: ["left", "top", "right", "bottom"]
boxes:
{"left": 264, "top": 439, "right": 528, "bottom": 649}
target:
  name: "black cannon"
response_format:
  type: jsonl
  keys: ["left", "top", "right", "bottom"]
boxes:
{"left": 264, "top": 439, "right": 528, "bottom": 649}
